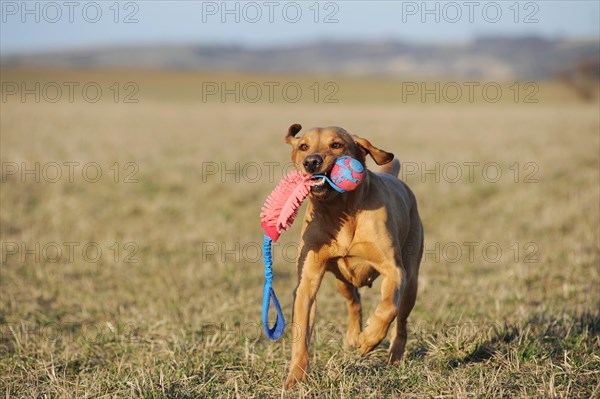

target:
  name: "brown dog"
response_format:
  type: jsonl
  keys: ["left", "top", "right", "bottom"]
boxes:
{"left": 283, "top": 124, "right": 424, "bottom": 389}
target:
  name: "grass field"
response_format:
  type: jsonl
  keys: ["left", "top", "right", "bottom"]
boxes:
{"left": 1, "top": 68, "right": 599, "bottom": 398}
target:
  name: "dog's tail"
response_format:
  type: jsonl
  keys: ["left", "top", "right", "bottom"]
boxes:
{"left": 380, "top": 159, "right": 400, "bottom": 177}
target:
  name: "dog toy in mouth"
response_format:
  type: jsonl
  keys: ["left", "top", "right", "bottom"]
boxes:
{"left": 314, "top": 155, "right": 365, "bottom": 193}
{"left": 259, "top": 155, "right": 364, "bottom": 340}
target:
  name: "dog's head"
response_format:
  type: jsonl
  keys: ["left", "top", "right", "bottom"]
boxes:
{"left": 285, "top": 124, "right": 394, "bottom": 200}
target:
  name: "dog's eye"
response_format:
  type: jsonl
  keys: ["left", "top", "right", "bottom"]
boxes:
{"left": 331, "top": 142, "right": 343, "bottom": 149}
{"left": 299, "top": 144, "right": 309, "bottom": 151}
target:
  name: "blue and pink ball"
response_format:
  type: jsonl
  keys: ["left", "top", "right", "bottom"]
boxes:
{"left": 329, "top": 155, "right": 365, "bottom": 192}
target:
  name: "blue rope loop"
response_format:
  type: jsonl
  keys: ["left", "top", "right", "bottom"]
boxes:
{"left": 262, "top": 234, "right": 285, "bottom": 340}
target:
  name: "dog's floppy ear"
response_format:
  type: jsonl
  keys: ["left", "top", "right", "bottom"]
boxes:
{"left": 353, "top": 135, "right": 394, "bottom": 165}
{"left": 285, "top": 123, "right": 302, "bottom": 145}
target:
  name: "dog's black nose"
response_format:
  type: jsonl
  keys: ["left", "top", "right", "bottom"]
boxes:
{"left": 303, "top": 154, "right": 323, "bottom": 173}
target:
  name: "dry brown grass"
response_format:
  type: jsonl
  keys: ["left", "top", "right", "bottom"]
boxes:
{"left": 1, "top": 68, "right": 599, "bottom": 398}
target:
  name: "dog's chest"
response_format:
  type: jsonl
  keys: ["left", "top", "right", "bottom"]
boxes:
{"left": 330, "top": 226, "right": 382, "bottom": 288}
{"left": 307, "top": 207, "right": 391, "bottom": 287}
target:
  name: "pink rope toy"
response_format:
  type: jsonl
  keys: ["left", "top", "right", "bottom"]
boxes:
{"left": 259, "top": 156, "right": 365, "bottom": 339}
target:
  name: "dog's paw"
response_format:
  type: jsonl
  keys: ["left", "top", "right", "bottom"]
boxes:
{"left": 344, "top": 330, "right": 361, "bottom": 349}
{"left": 284, "top": 375, "right": 298, "bottom": 390}
{"left": 285, "top": 364, "right": 308, "bottom": 389}
{"left": 358, "top": 319, "right": 390, "bottom": 356}
{"left": 387, "top": 349, "right": 405, "bottom": 365}
{"left": 358, "top": 332, "right": 377, "bottom": 356}
{"left": 387, "top": 337, "right": 407, "bottom": 365}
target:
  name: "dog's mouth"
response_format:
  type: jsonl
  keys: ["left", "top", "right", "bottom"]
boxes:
{"left": 310, "top": 176, "right": 327, "bottom": 192}
{"left": 309, "top": 166, "right": 334, "bottom": 196}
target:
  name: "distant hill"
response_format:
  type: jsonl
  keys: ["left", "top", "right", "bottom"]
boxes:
{"left": 2, "top": 37, "right": 598, "bottom": 79}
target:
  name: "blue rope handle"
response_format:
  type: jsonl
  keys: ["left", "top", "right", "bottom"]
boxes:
{"left": 262, "top": 234, "right": 285, "bottom": 340}
{"left": 261, "top": 177, "right": 341, "bottom": 340}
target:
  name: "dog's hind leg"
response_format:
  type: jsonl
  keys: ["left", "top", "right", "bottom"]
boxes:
{"left": 335, "top": 276, "right": 362, "bottom": 349}
{"left": 389, "top": 218, "right": 423, "bottom": 364}
{"left": 388, "top": 271, "right": 417, "bottom": 364}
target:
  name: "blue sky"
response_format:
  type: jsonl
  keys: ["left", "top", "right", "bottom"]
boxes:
{"left": 1, "top": 1, "right": 598, "bottom": 54}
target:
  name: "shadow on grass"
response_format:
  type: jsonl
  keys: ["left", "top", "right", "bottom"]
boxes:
{"left": 406, "top": 339, "right": 429, "bottom": 361}
{"left": 447, "top": 310, "right": 599, "bottom": 368}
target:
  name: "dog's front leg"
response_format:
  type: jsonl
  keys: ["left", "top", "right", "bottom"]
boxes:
{"left": 285, "top": 250, "right": 325, "bottom": 389}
